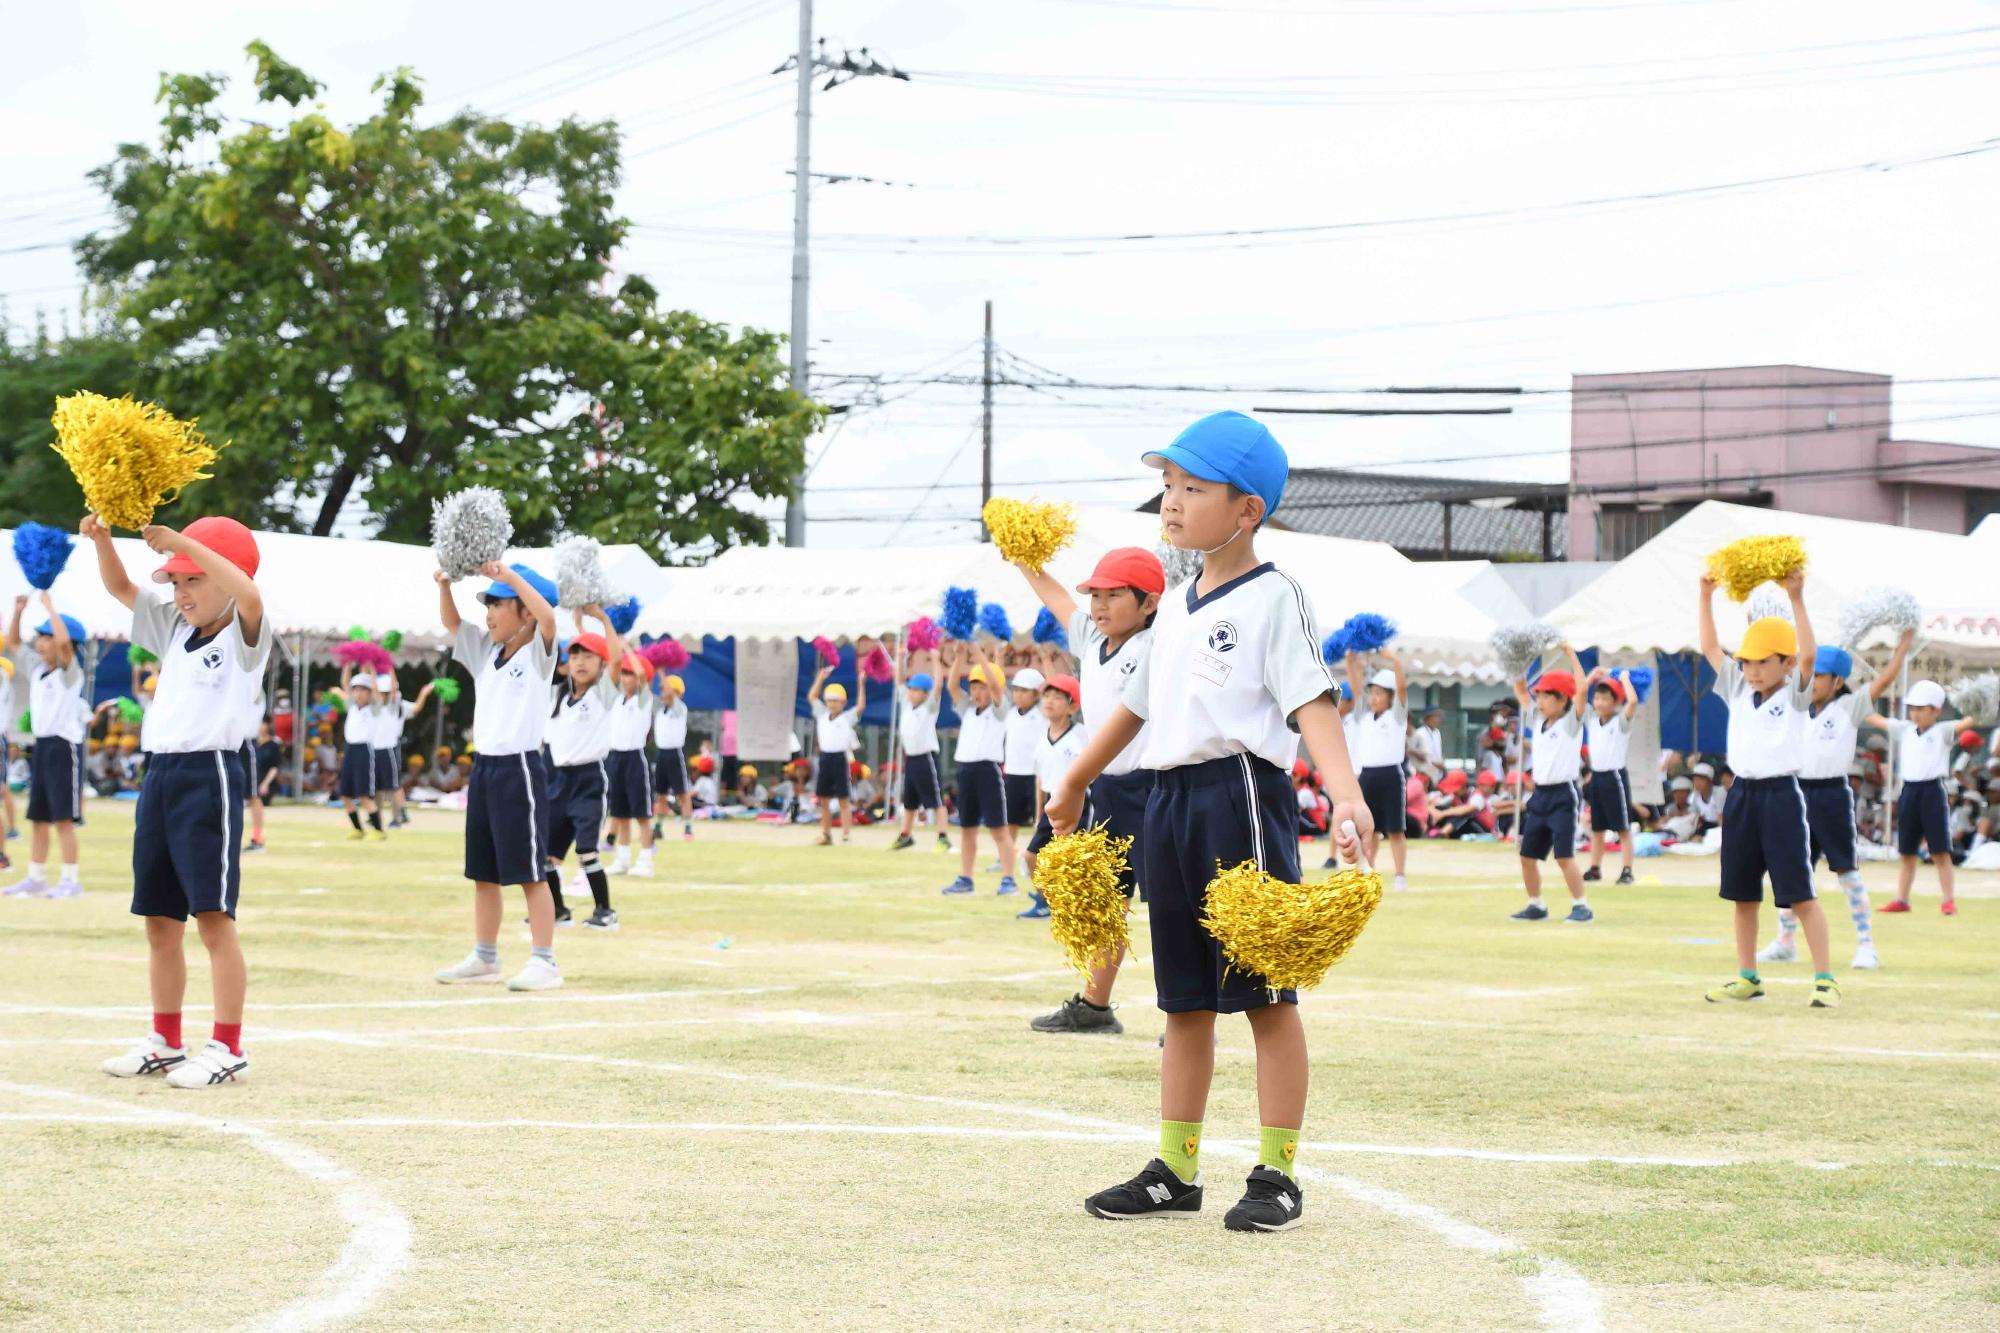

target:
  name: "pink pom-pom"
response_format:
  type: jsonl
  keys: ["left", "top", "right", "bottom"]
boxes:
{"left": 905, "top": 617, "right": 943, "bottom": 652}
{"left": 642, "top": 639, "right": 691, "bottom": 671}
{"left": 861, "top": 647, "right": 896, "bottom": 683}
{"left": 811, "top": 635, "right": 840, "bottom": 666}
{"left": 333, "top": 641, "right": 394, "bottom": 675}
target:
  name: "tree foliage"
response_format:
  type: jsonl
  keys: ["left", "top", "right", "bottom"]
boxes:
{"left": 72, "top": 42, "right": 816, "bottom": 557}
{"left": 0, "top": 330, "right": 142, "bottom": 529}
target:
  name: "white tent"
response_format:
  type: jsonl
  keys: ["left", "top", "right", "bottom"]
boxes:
{"left": 1546, "top": 501, "right": 2000, "bottom": 667}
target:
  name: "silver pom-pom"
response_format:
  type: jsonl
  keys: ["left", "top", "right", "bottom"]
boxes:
{"left": 1490, "top": 621, "right": 1563, "bottom": 678}
{"left": 1744, "top": 583, "right": 1793, "bottom": 625}
{"left": 431, "top": 487, "right": 514, "bottom": 581}
{"left": 1839, "top": 586, "right": 1922, "bottom": 647}
{"left": 555, "top": 536, "right": 616, "bottom": 610}
{"left": 1154, "top": 542, "right": 1203, "bottom": 591}
{"left": 1949, "top": 672, "right": 1999, "bottom": 726}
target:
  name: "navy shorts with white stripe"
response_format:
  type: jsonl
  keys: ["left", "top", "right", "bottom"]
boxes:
{"left": 1719, "top": 776, "right": 1814, "bottom": 907}
{"left": 548, "top": 761, "right": 609, "bottom": 861}
{"left": 372, "top": 745, "right": 401, "bottom": 794}
{"left": 466, "top": 752, "right": 552, "bottom": 886}
{"left": 337, "top": 743, "right": 376, "bottom": 799}
{"left": 901, "top": 753, "right": 943, "bottom": 810}
{"left": 25, "top": 739, "right": 84, "bottom": 824}
{"left": 1585, "top": 768, "right": 1630, "bottom": 833}
{"left": 604, "top": 749, "right": 651, "bottom": 820}
{"left": 131, "top": 751, "right": 246, "bottom": 921}
{"left": 1517, "top": 782, "right": 1582, "bottom": 862}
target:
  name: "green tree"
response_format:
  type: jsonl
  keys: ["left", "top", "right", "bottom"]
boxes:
{"left": 76, "top": 42, "right": 816, "bottom": 557}
{"left": 0, "top": 328, "right": 142, "bottom": 529}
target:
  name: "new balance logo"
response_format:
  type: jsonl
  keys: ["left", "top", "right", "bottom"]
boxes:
{"left": 1145, "top": 1183, "right": 1176, "bottom": 1205}
{"left": 1279, "top": 1192, "right": 1296, "bottom": 1213}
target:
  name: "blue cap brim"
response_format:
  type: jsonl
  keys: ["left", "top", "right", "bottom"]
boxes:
{"left": 1142, "top": 442, "right": 1230, "bottom": 487}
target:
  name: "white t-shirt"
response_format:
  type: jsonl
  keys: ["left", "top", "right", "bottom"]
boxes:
{"left": 1715, "top": 657, "right": 1810, "bottom": 780}
{"left": 1003, "top": 706, "right": 1042, "bottom": 775}
{"left": 1525, "top": 711, "right": 1584, "bottom": 785}
{"left": 343, "top": 700, "right": 378, "bottom": 747}
{"left": 28, "top": 658, "right": 86, "bottom": 742}
{"left": 1123, "top": 563, "right": 1335, "bottom": 774}
{"left": 609, "top": 688, "right": 654, "bottom": 752}
{"left": 1801, "top": 690, "right": 1872, "bottom": 781}
{"left": 1691, "top": 784, "right": 1724, "bottom": 822}
{"left": 370, "top": 697, "right": 414, "bottom": 749}
{"left": 239, "top": 688, "right": 267, "bottom": 749}
{"left": 953, "top": 701, "right": 1006, "bottom": 764}
{"left": 453, "top": 622, "right": 558, "bottom": 757}
{"left": 130, "top": 595, "right": 273, "bottom": 754}
{"left": 1585, "top": 713, "right": 1630, "bottom": 772}
{"left": 1886, "top": 717, "right": 1951, "bottom": 783}
{"left": 547, "top": 675, "right": 619, "bottom": 767}
{"left": 1352, "top": 704, "right": 1406, "bottom": 770}
{"left": 812, "top": 697, "right": 859, "bottom": 756}
{"left": 1068, "top": 608, "right": 1151, "bottom": 778}
{"left": 1034, "top": 720, "right": 1090, "bottom": 794}
{"left": 899, "top": 690, "right": 940, "bottom": 757}
{"left": 653, "top": 697, "right": 689, "bottom": 750}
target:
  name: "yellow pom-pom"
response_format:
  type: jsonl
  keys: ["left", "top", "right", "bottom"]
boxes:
{"left": 1200, "top": 860, "right": 1384, "bottom": 992}
{"left": 1705, "top": 535, "right": 1805, "bottom": 603}
{"left": 1036, "top": 824, "right": 1135, "bottom": 979}
{"left": 983, "top": 497, "right": 1077, "bottom": 574}
{"left": 49, "top": 392, "right": 223, "bottom": 531}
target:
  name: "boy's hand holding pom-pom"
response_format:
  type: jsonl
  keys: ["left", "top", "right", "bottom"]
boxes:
{"left": 982, "top": 497, "right": 1077, "bottom": 574}
{"left": 50, "top": 392, "right": 221, "bottom": 530}
{"left": 1200, "top": 821, "right": 1383, "bottom": 992}
{"left": 431, "top": 488, "right": 514, "bottom": 582}
{"left": 1706, "top": 535, "right": 1806, "bottom": 603}
{"left": 1036, "top": 824, "right": 1135, "bottom": 981}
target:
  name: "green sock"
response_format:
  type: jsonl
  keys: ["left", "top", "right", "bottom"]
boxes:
{"left": 1159, "top": 1119, "right": 1202, "bottom": 1183}
{"left": 1258, "top": 1125, "right": 1300, "bottom": 1180}
{"left": 1739, "top": 968, "right": 1759, "bottom": 984}
{"left": 1814, "top": 971, "right": 1835, "bottom": 983}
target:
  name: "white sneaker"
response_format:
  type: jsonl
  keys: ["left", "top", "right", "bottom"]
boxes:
{"left": 166, "top": 1039, "right": 248, "bottom": 1088}
{"left": 507, "top": 956, "right": 563, "bottom": 992}
{"left": 1851, "top": 943, "right": 1880, "bottom": 970}
{"left": 1755, "top": 937, "right": 1797, "bottom": 964}
{"left": 629, "top": 859, "right": 655, "bottom": 879}
{"left": 101, "top": 1033, "right": 188, "bottom": 1078}
{"left": 607, "top": 856, "right": 630, "bottom": 877}
{"left": 41, "top": 878, "right": 82, "bottom": 900}
{"left": 435, "top": 951, "right": 503, "bottom": 985}
{"left": 4, "top": 875, "right": 47, "bottom": 898}
{"left": 1391, "top": 874, "right": 1408, "bottom": 893}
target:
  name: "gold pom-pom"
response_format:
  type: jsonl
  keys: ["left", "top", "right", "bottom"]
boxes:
{"left": 1200, "top": 859, "right": 1383, "bottom": 992}
{"left": 1036, "top": 824, "right": 1134, "bottom": 979}
{"left": 49, "top": 392, "right": 222, "bottom": 531}
{"left": 1706, "top": 535, "right": 1805, "bottom": 603}
{"left": 983, "top": 497, "right": 1077, "bottom": 574}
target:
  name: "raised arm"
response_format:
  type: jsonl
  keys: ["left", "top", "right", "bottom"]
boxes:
{"left": 1343, "top": 650, "right": 1366, "bottom": 701}
{"left": 1511, "top": 675, "right": 1531, "bottom": 710}
{"left": 81, "top": 514, "right": 139, "bottom": 611}
{"left": 808, "top": 662, "right": 831, "bottom": 705}
{"left": 1696, "top": 574, "right": 1724, "bottom": 671}
{"left": 1382, "top": 646, "right": 1407, "bottom": 707}
{"left": 476, "top": 562, "right": 554, "bottom": 647}
{"left": 409, "top": 681, "right": 436, "bottom": 714}
{"left": 1013, "top": 561, "right": 1078, "bottom": 624}
{"left": 1561, "top": 641, "right": 1588, "bottom": 718}
{"left": 145, "top": 522, "right": 263, "bottom": 645}
{"left": 1785, "top": 568, "right": 1814, "bottom": 690}
{"left": 37, "top": 592, "right": 74, "bottom": 667}
{"left": 1619, "top": 670, "right": 1639, "bottom": 721}
{"left": 4, "top": 595, "right": 23, "bottom": 651}
{"left": 1868, "top": 628, "right": 1915, "bottom": 701}
{"left": 434, "top": 569, "right": 462, "bottom": 634}
{"left": 854, "top": 664, "right": 868, "bottom": 717}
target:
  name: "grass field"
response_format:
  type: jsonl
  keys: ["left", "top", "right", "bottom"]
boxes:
{"left": 2, "top": 803, "right": 1997, "bottom": 1332}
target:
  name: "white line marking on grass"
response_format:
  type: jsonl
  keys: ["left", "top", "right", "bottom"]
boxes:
{"left": 0, "top": 985, "right": 799, "bottom": 1018}
{"left": 0, "top": 1083, "right": 410, "bottom": 1332}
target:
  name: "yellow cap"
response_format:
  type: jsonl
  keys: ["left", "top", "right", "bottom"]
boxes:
{"left": 0, "top": 657, "right": 12, "bottom": 679}
{"left": 824, "top": 683, "right": 847, "bottom": 702}
{"left": 1736, "top": 617, "right": 1798, "bottom": 662}
{"left": 663, "top": 675, "right": 685, "bottom": 694}
{"left": 970, "top": 664, "right": 1005, "bottom": 692}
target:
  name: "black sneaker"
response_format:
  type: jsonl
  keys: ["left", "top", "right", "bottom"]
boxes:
{"left": 1616, "top": 868, "right": 1634, "bottom": 886}
{"left": 585, "top": 909, "right": 620, "bottom": 931}
{"left": 244, "top": 840, "right": 265, "bottom": 854}
{"left": 1223, "top": 1165, "right": 1305, "bottom": 1233}
{"left": 1084, "top": 1159, "right": 1202, "bottom": 1220}
{"left": 1031, "top": 994, "right": 1124, "bottom": 1035}
{"left": 889, "top": 834, "right": 914, "bottom": 851}
{"left": 1581, "top": 866, "right": 1601, "bottom": 882}
{"left": 1511, "top": 901, "right": 1549, "bottom": 921}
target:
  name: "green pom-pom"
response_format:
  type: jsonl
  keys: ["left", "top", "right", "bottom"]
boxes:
{"left": 14, "top": 710, "right": 28, "bottom": 735}
{"left": 381, "top": 630, "right": 403, "bottom": 652}
{"left": 432, "top": 677, "right": 461, "bottom": 705}
{"left": 115, "top": 696, "right": 144, "bottom": 724}
{"left": 347, "top": 625, "right": 370, "bottom": 641}
{"left": 126, "top": 645, "right": 158, "bottom": 666}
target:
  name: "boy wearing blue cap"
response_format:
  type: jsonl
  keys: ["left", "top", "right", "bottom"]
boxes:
{"left": 890, "top": 649, "right": 950, "bottom": 852}
{"left": 4, "top": 593, "right": 86, "bottom": 898}
{"left": 433, "top": 560, "right": 564, "bottom": 992}
{"left": 1758, "top": 628, "right": 1911, "bottom": 970}
{"left": 1049, "top": 410, "right": 1371, "bottom": 1233}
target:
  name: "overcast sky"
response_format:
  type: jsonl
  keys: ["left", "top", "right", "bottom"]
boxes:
{"left": 6, "top": 0, "right": 1998, "bottom": 549}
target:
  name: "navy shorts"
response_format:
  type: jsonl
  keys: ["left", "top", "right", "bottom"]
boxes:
{"left": 1143, "top": 754, "right": 1301, "bottom": 1015}
{"left": 1720, "top": 776, "right": 1814, "bottom": 906}
{"left": 373, "top": 744, "right": 401, "bottom": 793}
{"left": 1801, "top": 776, "right": 1857, "bottom": 873}
{"left": 605, "top": 749, "right": 652, "bottom": 820}
{"left": 466, "top": 752, "right": 551, "bottom": 886}
{"left": 1090, "top": 767, "right": 1152, "bottom": 899}
{"left": 654, "top": 747, "right": 689, "bottom": 797}
{"left": 1004, "top": 773, "right": 1037, "bottom": 827}
{"left": 25, "top": 739, "right": 83, "bottom": 823}
{"left": 901, "top": 752, "right": 943, "bottom": 810}
{"left": 131, "top": 751, "right": 244, "bottom": 921}
{"left": 337, "top": 744, "right": 375, "bottom": 799}
{"left": 1896, "top": 778, "right": 1951, "bottom": 858}
{"left": 955, "top": 759, "right": 1009, "bottom": 829}
{"left": 1586, "top": 768, "right": 1631, "bottom": 833}
{"left": 239, "top": 741, "right": 257, "bottom": 796}
{"left": 548, "top": 760, "right": 608, "bottom": 862}
{"left": 1359, "top": 764, "right": 1404, "bottom": 839}
{"left": 816, "top": 752, "right": 852, "bottom": 800}
{"left": 1518, "top": 782, "right": 1582, "bottom": 862}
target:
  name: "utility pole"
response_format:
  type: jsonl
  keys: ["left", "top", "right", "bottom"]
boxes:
{"left": 775, "top": 17, "right": 910, "bottom": 548}
{"left": 980, "top": 299, "right": 994, "bottom": 542}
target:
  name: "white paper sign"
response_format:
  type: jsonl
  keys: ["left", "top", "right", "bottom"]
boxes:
{"left": 734, "top": 638, "right": 800, "bottom": 760}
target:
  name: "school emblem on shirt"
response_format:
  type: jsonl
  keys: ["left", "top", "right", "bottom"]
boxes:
{"left": 1118, "top": 657, "right": 1138, "bottom": 679}
{"left": 200, "top": 647, "right": 224, "bottom": 671}
{"left": 1206, "top": 621, "right": 1239, "bottom": 653}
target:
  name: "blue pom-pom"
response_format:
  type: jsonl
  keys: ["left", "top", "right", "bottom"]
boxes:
{"left": 1032, "top": 606, "right": 1068, "bottom": 649}
{"left": 979, "top": 602, "right": 1013, "bottom": 642}
{"left": 1624, "top": 666, "right": 1654, "bottom": 703}
{"left": 12, "top": 523, "right": 75, "bottom": 591}
{"left": 1321, "top": 629, "right": 1351, "bottom": 664}
{"left": 941, "top": 586, "right": 979, "bottom": 641}
{"left": 1340, "top": 612, "right": 1397, "bottom": 654}
{"left": 606, "top": 596, "right": 641, "bottom": 635}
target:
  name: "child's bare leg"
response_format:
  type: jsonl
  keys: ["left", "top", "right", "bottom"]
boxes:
{"left": 1936, "top": 856, "right": 1956, "bottom": 904}
{"left": 1388, "top": 832, "right": 1407, "bottom": 876}
{"left": 837, "top": 799, "right": 849, "bottom": 835}
{"left": 1790, "top": 898, "right": 1832, "bottom": 973}
{"left": 1895, "top": 855, "right": 1916, "bottom": 904}
{"left": 637, "top": 816, "right": 655, "bottom": 852}
{"left": 53, "top": 819, "right": 77, "bottom": 863}
{"left": 1733, "top": 900, "right": 1761, "bottom": 972}
{"left": 1588, "top": 830, "right": 1605, "bottom": 871}
{"left": 249, "top": 796, "right": 264, "bottom": 841}
{"left": 1620, "top": 828, "right": 1635, "bottom": 873}
{"left": 29, "top": 822, "right": 49, "bottom": 863}
{"left": 520, "top": 880, "right": 555, "bottom": 950}
{"left": 473, "top": 881, "right": 503, "bottom": 946}
{"left": 995, "top": 825, "right": 1018, "bottom": 879}
{"left": 818, "top": 801, "right": 832, "bottom": 837}
{"left": 146, "top": 916, "right": 188, "bottom": 1015}
{"left": 898, "top": 803, "right": 916, "bottom": 836}
{"left": 1161, "top": 1010, "right": 1218, "bottom": 1123}
{"left": 1556, "top": 857, "right": 1586, "bottom": 901}
{"left": 1246, "top": 1002, "right": 1308, "bottom": 1131}
{"left": 194, "top": 912, "right": 246, "bottom": 1025}
{"left": 959, "top": 827, "right": 979, "bottom": 877}
{"left": 1520, "top": 856, "right": 1542, "bottom": 901}
{"left": 1082, "top": 944, "right": 1124, "bottom": 1008}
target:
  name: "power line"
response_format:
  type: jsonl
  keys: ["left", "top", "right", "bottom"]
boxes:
{"left": 818, "top": 370, "right": 2000, "bottom": 399}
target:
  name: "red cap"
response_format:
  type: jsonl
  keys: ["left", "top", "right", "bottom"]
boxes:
{"left": 1475, "top": 771, "right": 1498, "bottom": 788}
{"left": 569, "top": 632, "right": 610, "bottom": 661}
{"left": 1534, "top": 670, "right": 1577, "bottom": 699}
{"left": 1044, "top": 673, "right": 1082, "bottom": 706}
{"left": 153, "top": 516, "right": 259, "bottom": 583}
{"left": 1440, "top": 770, "right": 1468, "bottom": 793}
{"left": 1291, "top": 758, "right": 1313, "bottom": 781}
{"left": 1959, "top": 729, "right": 1983, "bottom": 749}
{"left": 1593, "top": 676, "right": 1625, "bottom": 702}
{"left": 1075, "top": 547, "right": 1165, "bottom": 597}
{"left": 693, "top": 755, "right": 716, "bottom": 775}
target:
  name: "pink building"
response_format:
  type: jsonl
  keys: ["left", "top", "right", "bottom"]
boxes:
{"left": 1567, "top": 365, "right": 2000, "bottom": 560}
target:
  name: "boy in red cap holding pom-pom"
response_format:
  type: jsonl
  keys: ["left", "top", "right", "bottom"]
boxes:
{"left": 1507, "top": 641, "right": 1595, "bottom": 925}
{"left": 85, "top": 513, "right": 269, "bottom": 1087}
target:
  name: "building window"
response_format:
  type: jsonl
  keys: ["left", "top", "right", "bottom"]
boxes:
{"left": 1967, "top": 489, "right": 2000, "bottom": 533}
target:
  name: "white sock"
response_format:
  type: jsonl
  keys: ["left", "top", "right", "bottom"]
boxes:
{"left": 27, "top": 861, "right": 46, "bottom": 881}
{"left": 60, "top": 864, "right": 79, "bottom": 883}
{"left": 636, "top": 847, "right": 653, "bottom": 863}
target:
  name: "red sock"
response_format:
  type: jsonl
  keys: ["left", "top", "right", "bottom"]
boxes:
{"left": 212, "top": 1022, "right": 243, "bottom": 1056}
{"left": 154, "top": 1012, "right": 183, "bottom": 1050}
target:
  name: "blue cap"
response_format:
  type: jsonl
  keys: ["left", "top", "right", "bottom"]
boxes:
{"left": 478, "top": 563, "right": 559, "bottom": 607}
{"left": 908, "top": 672, "right": 935, "bottom": 693}
{"left": 1814, "top": 645, "right": 1853, "bottom": 678}
{"left": 1143, "top": 411, "right": 1289, "bottom": 517}
{"left": 35, "top": 615, "right": 86, "bottom": 642}
{"left": 1337, "top": 680, "right": 1352, "bottom": 700}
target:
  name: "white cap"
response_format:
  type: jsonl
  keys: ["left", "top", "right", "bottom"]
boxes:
{"left": 1670, "top": 777, "right": 1694, "bottom": 792}
{"left": 1369, "top": 669, "right": 1397, "bottom": 691}
{"left": 1690, "top": 762, "right": 1715, "bottom": 779}
{"left": 375, "top": 674, "right": 395, "bottom": 692}
{"left": 1010, "top": 668, "right": 1046, "bottom": 692}
{"left": 1906, "top": 679, "right": 1946, "bottom": 709}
